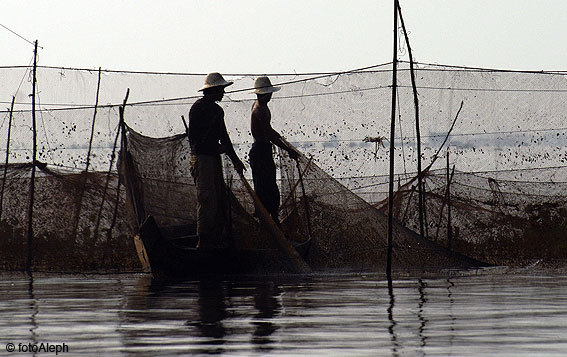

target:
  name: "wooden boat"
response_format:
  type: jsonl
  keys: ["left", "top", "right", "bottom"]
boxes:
{"left": 119, "top": 113, "right": 312, "bottom": 278}
{"left": 134, "top": 215, "right": 311, "bottom": 278}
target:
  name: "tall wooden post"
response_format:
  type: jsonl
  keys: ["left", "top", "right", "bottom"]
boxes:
{"left": 26, "top": 40, "right": 38, "bottom": 272}
{"left": 387, "top": 0, "right": 399, "bottom": 278}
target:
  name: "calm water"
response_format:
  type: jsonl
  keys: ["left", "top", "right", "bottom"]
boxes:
{"left": 1, "top": 267, "right": 566, "bottom": 356}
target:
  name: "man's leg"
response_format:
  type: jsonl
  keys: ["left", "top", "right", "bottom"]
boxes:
{"left": 250, "top": 144, "right": 280, "bottom": 225}
{"left": 191, "top": 155, "right": 219, "bottom": 248}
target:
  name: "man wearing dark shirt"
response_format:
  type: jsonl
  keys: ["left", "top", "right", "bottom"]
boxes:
{"left": 249, "top": 76, "right": 298, "bottom": 226}
{"left": 189, "top": 72, "right": 245, "bottom": 249}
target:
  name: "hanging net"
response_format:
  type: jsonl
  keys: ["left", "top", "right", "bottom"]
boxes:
{"left": 121, "top": 125, "right": 483, "bottom": 273}
{"left": 0, "top": 163, "right": 137, "bottom": 271}
{"left": 380, "top": 167, "right": 567, "bottom": 267}
{"left": 0, "top": 63, "right": 566, "bottom": 271}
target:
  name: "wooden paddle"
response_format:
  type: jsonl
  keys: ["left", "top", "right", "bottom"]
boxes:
{"left": 237, "top": 171, "right": 312, "bottom": 274}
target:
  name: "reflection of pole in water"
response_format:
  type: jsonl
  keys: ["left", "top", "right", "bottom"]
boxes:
{"left": 27, "top": 272, "right": 39, "bottom": 351}
{"left": 252, "top": 281, "right": 281, "bottom": 351}
{"left": 387, "top": 279, "right": 399, "bottom": 356}
{"left": 447, "top": 278, "right": 456, "bottom": 347}
{"left": 417, "top": 279, "right": 428, "bottom": 349}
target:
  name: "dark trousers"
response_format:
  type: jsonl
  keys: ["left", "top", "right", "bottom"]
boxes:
{"left": 249, "top": 142, "right": 280, "bottom": 225}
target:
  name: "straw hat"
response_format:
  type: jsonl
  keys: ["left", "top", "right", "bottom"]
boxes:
{"left": 252, "top": 76, "right": 280, "bottom": 94}
{"left": 199, "top": 72, "right": 233, "bottom": 91}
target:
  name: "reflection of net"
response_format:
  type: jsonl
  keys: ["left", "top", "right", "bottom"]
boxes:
{"left": 1, "top": 64, "right": 567, "bottom": 271}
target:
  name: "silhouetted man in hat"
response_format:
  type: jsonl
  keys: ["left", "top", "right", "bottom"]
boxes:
{"left": 189, "top": 72, "right": 245, "bottom": 249}
{"left": 249, "top": 76, "right": 298, "bottom": 226}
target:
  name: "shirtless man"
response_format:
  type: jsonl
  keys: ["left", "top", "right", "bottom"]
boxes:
{"left": 249, "top": 76, "right": 298, "bottom": 226}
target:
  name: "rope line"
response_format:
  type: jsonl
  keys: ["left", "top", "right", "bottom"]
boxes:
{"left": 0, "top": 23, "right": 40, "bottom": 48}
{"left": 2, "top": 61, "right": 565, "bottom": 76}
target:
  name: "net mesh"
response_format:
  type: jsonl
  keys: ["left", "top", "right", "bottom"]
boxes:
{"left": 0, "top": 164, "right": 136, "bottom": 271}
{"left": 1, "top": 63, "right": 566, "bottom": 271}
{"left": 122, "top": 128, "right": 481, "bottom": 272}
{"left": 380, "top": 167, "right": 567, "bottom": 266}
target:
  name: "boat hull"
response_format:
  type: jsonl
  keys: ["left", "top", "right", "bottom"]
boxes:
{"left": 136, "top": 216, "right": 298, "bottom": 278}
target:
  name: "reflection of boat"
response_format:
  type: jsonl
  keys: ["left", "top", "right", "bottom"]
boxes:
{"left": 134, "top": 215, "right": 309, "bottom": 277}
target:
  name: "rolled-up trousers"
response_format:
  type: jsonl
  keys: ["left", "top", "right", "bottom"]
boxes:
{"left": 189, "top": 154, "right": 227, "bottom": 237}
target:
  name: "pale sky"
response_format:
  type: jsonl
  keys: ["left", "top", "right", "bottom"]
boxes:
{"left": 2, "top": 0, "right": 567, "bottom": 74}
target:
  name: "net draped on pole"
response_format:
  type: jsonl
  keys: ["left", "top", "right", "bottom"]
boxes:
{"left": 0, "top": 63, "right": 566, "bottom": 271}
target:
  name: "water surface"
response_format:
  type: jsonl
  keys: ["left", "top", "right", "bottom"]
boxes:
{"left": 1, "top": 268, "right": 566, "bottom": 355}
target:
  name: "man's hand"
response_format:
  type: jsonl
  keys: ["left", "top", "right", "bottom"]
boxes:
{"left": 288, "top": 149, "right": 299, "bottom": 161}
{"left": 233, "top": 159, "right": 246, "bottom": 174}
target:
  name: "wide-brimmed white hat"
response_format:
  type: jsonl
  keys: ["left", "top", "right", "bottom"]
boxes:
{"left": 199, "top": 72, "right": 234, "bottom": 91}
{"left": 252, "top": 76, "right": 280, "bottom": 94}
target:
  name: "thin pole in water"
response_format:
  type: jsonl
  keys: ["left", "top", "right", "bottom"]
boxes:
{"left": 106, "top": 90, "right": 130, "bottom": 249}
{"left": 0, "top": 97, "right": 15, "bottom": 220}
{"left": 26, "top": 40, "right": 38, "bottom": 273}
{"left": 85, "top": 67, "right": 102, "bottom": 173}
{"left": 95, "top": 89, "right": 129, "bottom": 240}
{"left": 72, "top": 68, "right": 103, "bottom": 243}
{"left": 446, "top": 149, "right": 455, "bottom": 250}
{"left": 397, "top": 2, "right": 425, "bottom": 239}
{"left": 387, "top": 0, "right": 399, "bottom": 278}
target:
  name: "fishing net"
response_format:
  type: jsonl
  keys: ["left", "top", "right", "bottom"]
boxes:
{"left": 121, "top": 126, "right": 480, "bottom": 272}
{"left": 0, "top": 163, "right": 136, "bottom": 271}
{"left": 1, "top": 63, "right": 566, "bottom": 271}
{"left": 382, "top": 167, "right": 567, "bottom": 266}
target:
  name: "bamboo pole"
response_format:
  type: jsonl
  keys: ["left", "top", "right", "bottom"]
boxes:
{"left": 106, "top": 90, "right": 129, "bottom": 246}
{"left": 26, "top": 40, "right": 38, "bottom": 272}
{"left": 280, "top": 136, "right": 313, "bottom": 239}
{"left": 122, "top": 102, "right": 145, "bottom": 227}
{"left": 0, "top": 97, "right": 15, "bottom": 220}
{"left": 425, "top": 101, "right": 464, "bottom": 171}
{"left": 387, "top": 0, "right": 399, "bottom": 278}
{"left": 446, "top": 150, "right": 455, "bottom": 250}
{"left": 397, "top": 2, "right": 425, "bottom": 238}
{"left": 179, "top": 115, "right": 310, "bottom": 273}
{"left": 85, "top": 67, "right": 102, "bottom": 173}
{"left": 71, "top": 68, "right": 103, "bottom": 243}
{"left": 94, "top": 89, "right": 129, "bottom": 239}
{"left": 237, "top": 171, "right": 312, "bottom": 274}
{"left": 400, "top": 184, "right": 416, "bottom": 224}
{"left": 434, "top": 153, "right": 456, "bottom": 241}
